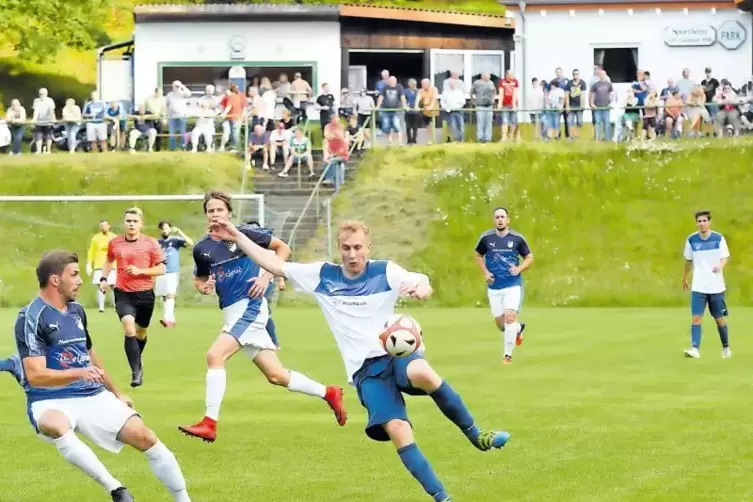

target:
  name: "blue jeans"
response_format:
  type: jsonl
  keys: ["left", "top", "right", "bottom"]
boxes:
{"left": 449, "top": 111, "right": 465, "bottom": 141}
{"left": 592, "top": 109, "right": 611, "bottom": 141}
{"left": 168, "top": 118, "right": 187, "bottom": 150}
{"left": 476, "top": 107, "right": 493, "bottom": 142}
{"left": 65, "top": 124, "right": 80, "bottom": 151}
{"left": 324, "top": 159, "right": 346, "bottom": 191}
{"left": 380, "top": 112, "right": 401, "bottom": 134}
{"left": 10, "top": 125, "right": 24, "bottom": 154}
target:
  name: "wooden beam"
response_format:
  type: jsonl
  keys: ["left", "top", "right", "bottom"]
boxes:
{"left": 339, "top": 5, "right": 514, "bottom": 29}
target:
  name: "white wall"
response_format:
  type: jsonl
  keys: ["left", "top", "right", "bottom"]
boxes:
{"left": 98, "top": 59, "right": 133, "bottom": 104}
{"left": 133, "top": 21, "right": 341, "bottom": 105}
{"left": 511, "top": 7, "right": 752, "bottom": 114}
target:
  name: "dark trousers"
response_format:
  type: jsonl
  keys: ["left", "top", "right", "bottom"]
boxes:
{"left": 406, "top": 112, "right": 420, "bottom": 144}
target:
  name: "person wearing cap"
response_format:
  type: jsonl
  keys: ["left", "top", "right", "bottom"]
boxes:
{"left": 166, "top": 80, "right": 192, "bottom": 151}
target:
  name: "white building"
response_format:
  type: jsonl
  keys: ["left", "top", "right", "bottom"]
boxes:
{"left": 502, "top": 0, "right": 753, "bottom": 113}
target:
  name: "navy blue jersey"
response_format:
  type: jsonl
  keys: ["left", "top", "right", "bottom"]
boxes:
{"left": 475, "top": 230, "right": 531, "bottom": 290}
{"left": 14, "top": 297, "right": 102, "bottom": 405}
{"left": 193, "top": 224, "right": 273, "bottom": 309}
{"left": 159, "top": 236, "right": 187, "bottom": 274}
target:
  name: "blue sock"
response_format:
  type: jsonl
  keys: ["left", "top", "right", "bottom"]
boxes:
{"left": 397, "top": 443, "right": 447, "bottom": 501}
{"left": 266, "top": 318, "right": 279, "bottom": 346}
{"left": 717, "top": 324, "right": 729, "bottom": 348}
{"left": 0, "top": 357, "right": 14, "bottom": 373}
{"left": 691, "top": 324, "right": 701, "bottom": 348}
{"left": 430, "top": 381, "right": 478, "bottom": 438}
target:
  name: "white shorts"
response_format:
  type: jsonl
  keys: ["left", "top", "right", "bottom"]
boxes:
{"left": 86, "top": 122, "right": 108, "bottom": 142}
{"left": 31, "top": 391, "right": 138, "bottom": 454}
{"left": 487, "top": 286, "right": 522, "bottom": 318}
{"left": 92, "top": 268, "right": 116, "bottom": 286}
{"left": 154, "top": 272, "right": 179, "bottom": 296}
{"left": 222, "top": 297, "right": 274, "bottom": 360}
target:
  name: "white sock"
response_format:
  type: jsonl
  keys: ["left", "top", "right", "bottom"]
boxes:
{"left": 96, "top": 290, "right": 105, "bottom": 311}
{"left": 503, "top": 323, "right": 519, "bottom": 357}
{"left": 287, "top": 370, "right": 326, "bottom": 398}
{"left": 205, "top": 368, "right": 227, "bottom": 421}
{"left": 164, "top": 298, "right": 176, "bottom": 322}
{"left": 144, "top": 441, "right": 191, "bottom": 502}
{"left": 54, "top": 430, "right": 122, "bottom": 493}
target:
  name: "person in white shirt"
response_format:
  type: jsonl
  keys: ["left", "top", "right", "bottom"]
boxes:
{"left": 61, "top": 98, "right": 82, "bottom": 153}
{"left": 528, "top": 78, "right": 546, "bottom": 139}
{"left": 33, "top": 87, "right": 56, "bottom": 154}
{"left": 682, "top": 210, "right": 731, "bottom": 359}
{"left": 190, "top": 101, "right": 216, "bottom": 153}
{"left": 268, "top": 121, "right": 290, "bottom": 167}
{"left": 441, "top": 80, "right": 466, "bottom": 142}
{"left": 166, "top": 80, "right": 192, "bottom": 151}
{"left": 545, "top": 81, "right": 564, "bottom": 140}
{"left": 206, "top": 218, "right": 510, "bottom": 502}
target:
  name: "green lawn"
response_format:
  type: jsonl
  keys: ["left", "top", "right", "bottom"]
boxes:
{"left": 1, "top": 306, "right": 750, "bottom": 501}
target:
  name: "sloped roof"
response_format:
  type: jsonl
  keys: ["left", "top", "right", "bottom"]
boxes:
{"left": 134, "top": 3, "right": 340, "bottom": 22}
{"left": 340, "top": 3, "right": 513, "bottom": 28}
{"left": 498, "top": 0, "right": 736, "bottom": 5}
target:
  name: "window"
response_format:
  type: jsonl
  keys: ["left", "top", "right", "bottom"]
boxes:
{"left": 594, "top": 47, "right": 638, "bottom": 84}
{"left": 430, "top": 50, "right": 506, "bottom": 94}
{"left": 161, "top": 65, "right": 315, "bottom": 95}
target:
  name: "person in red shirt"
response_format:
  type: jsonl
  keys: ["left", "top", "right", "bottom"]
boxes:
{"left": 101, "top": 207, "right": 166, "bottom": 388}
{"left": 498, "top": 70, "right": 520, "bottom": 141}
{"left": 219, "top": 84, "right": 246, "bottom": 152}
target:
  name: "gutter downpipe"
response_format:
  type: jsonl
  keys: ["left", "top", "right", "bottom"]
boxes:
{"left": 517, "top": 0, "right": 527, "bottom": 123}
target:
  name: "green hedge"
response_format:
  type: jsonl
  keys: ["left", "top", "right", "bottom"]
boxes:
{"left": 0, "top": 153, "right": 247, "bottom": 307}
{"left": 298, "top": 141, "right": 753, "bottom": 307}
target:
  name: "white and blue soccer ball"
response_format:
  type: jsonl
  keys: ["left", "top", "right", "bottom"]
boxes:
{"left": 380, "top": 314, "right": 423, "bottom": 358}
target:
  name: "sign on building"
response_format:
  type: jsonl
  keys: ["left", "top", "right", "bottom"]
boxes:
{"left": 717, "top": 21, "right": 747, "bottom": 50}
{"left": 663, "top": 25, "right": 716, "bottom": 47}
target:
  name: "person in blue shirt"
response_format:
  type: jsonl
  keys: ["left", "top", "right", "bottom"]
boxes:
{"left": 155, "top": 221, "right": 194, "bottom": 328}
{"left": 106, "top": 101, "right": 127, "bottom": 150}
{"left": 15, "top": 250, "right": 191, "bottom": 502}
{"left": 82, "top": 90, "right": 109, "bottom": 152}
{"left": 246, "top": 219, "right": 284, "bottom": 348}
{"left": 474, "top": 207, "right": 534, "bottom": 365}
{"left": 178, "top": 190, "right": 346, "bottom": 443}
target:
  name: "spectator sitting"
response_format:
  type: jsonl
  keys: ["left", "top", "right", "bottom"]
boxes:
{"left": 339, "top": 88, "right": 355, "bottom": 118}
{"left": 278, "top": 127, "right": 314, "bottom": 178}
{"left": 128, "top": 107, "right": 158, "bottom": 152}
{"left": 61, "top": 98, "right": 82, "bottom": 153}
{"left": 83, "top": 90, "right": 108, "bottom": 152}
{"left": 247, "top": 123, "right": 269, "bottom": 169}
{"left": 714, "top": 83, "right": 741, "bottom": 137}
{"left": 323, "top": 113, "right": 345, "bottom": 161}
{"left": 664, "top": 90, "right": 684, "bottom": 138}
{"left": 106, "top": 101, "right": 126, "bottom": 150}
{"left": 641, "top": 90, "right": 659, "bottom": 140}
{"left": 144, "top": 87, "right": 166, "bottom": 151}
{"left": 345, "top": 114, "right": 364, "bottom": 155}
{"left": 686, "top": 87, "right": 710, "bottom": 137}
{"left": 621, "top": 88, "right": 640, "bottom": 141}
{"left": 5, "top": 99, "right": 27, "bottom": 156}
{"left": 740, "top": 102, "right": 753, "bottom": 132}
{"left": 268, "top": 121, "right": 291, "bottom": 167}
{"left": 32, "top": 87, "right": 56, "bottom": 154}
{"left": 280, "top": 109, "right": 295, "bottom": 130}
{"left": 190, "top": 101, "right": 217, "bottom": 153}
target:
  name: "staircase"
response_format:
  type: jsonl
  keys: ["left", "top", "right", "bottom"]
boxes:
{"left": 251, "top": 150, "right": 360, "bottom": 253}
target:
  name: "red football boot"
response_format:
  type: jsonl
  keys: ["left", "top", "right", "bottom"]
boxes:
{"left": 324, "top": 386, "right": 347, "bottom": 426}
{"left": 178, "top": 417, "right": 217, "bottom": 442}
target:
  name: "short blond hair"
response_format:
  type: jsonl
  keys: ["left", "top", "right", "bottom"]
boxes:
{"left": 337, "top": 220, "right": 370, "bottom": 242}
{"left": 124, "top": 207, "right": 143, "bottom": 219}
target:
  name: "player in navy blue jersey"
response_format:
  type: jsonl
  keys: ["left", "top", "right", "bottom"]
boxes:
{"left": 15, "top": 250, "right": 191, "bottom": 502}
{"left": 474, "top": 207, "right": 534, "bottom": 365}
{"left": 178, "top": 190, "right": 346, "bottom": 443}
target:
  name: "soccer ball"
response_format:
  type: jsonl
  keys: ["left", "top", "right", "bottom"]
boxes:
{"left": 379, "top": 314, "right": 422, "bottom": 358}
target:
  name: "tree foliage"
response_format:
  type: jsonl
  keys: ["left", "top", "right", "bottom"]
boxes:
{"left": 0, "top": 0, "right": 112, "bottom": 62}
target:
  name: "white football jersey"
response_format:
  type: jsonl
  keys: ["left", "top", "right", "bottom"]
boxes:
{"left": 683, "top": 231, "right": 730, "bottom": 294}
{"left": 283, "top": 260, "right": 427, "bottom": 383}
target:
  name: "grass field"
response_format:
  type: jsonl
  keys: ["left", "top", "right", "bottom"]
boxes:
{"left": 1, "top": 306, "right": 752, "bottom": 501}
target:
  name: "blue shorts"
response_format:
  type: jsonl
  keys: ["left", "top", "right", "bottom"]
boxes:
{"left": 691, "top": 291, "right": 728, "bottom": 318}
{"left": 353, "top": 353, "right": 426, "bottom": 442}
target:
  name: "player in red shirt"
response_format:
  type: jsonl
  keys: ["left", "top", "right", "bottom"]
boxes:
{"left": 101, "top": 207, "right": 166, "bottom": 388}
{"left": 498, "top": 70, "right": 520, "bottom": 141}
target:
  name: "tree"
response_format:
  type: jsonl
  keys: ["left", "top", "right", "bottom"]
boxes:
{"left": 0, "top": 0, "right": 112, "bottom": 63}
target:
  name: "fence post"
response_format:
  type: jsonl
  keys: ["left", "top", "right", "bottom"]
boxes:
{"left": 326, "top": 199, "right": 332, "bottom": 262}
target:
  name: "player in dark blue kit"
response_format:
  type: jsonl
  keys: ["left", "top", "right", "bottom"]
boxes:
{"left": 178, "top": 190, "right": 345, "bottom": 443}
{"left": 155, "top": 221, "right": 194, "bottom": 327}
{"left": 474, "top": 207, "right": 534, "bottom": 365}
{"left": 246, "top": 219, "right": 283, "bottom": 347}
{"left": 15, "top": 250, "right": 191, "bottom": 501}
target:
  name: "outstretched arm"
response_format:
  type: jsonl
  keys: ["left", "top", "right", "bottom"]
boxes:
{"left": 211, "top": 220, "right": 286, "bottom": 276}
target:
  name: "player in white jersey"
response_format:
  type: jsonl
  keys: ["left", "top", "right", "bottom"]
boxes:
{"left": 682, "top": 210, "right": 731, "bottom": 359}
{"left": 208, "top": 218, "right": 510, "bottom": 502}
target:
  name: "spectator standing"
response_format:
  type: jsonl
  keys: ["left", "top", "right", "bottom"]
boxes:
{"left": 61, "top": 98, "right": 82, "bottom": 153}
{"left": 277, "top": 74, "right": 291, "bottom": 100}
{"left": 471, "top": 72, "right": 495, "bottom": 143}
{"left": 219, "top": 85, "right": 246, "bottom": 153}
{"left": 83, "top": 91, "right": 108, "bottom": 152}
{"left": 527, "top": 78, "right": 545, "bottom": 140}
{"left": 106, "top": 101, "right": 126, "bottom": 150}
{"left": 701, "top": 67, "right": 720, "bottom": 122}
{"left": 376, "top": 76, "right": 406, "bottom": 146}
{"left": 339, "top": 88, "right": 355, "bottom": 119}
{"left": 441, "top": 79, "right": 466, "bottom": 142}
{"left": 677, "top": 69, "right": 695, "bottom": 103}
{"left": 166, "top": 80, "right": 191, "bottom": 151}
{"left": 354, "top": 88, "right": 374, "bottom": 148}
{"left": 316, "top": 83, "right": 336, "bottom": 136}
{"left": 642, "top": 90, "right": 659, "bottom": 140}
{"left": 564, "top": 69, "right": 587, "bottom": 140}
{"left": 552, "top": 68, "right": 570, "bottom": 139}
{"left": 261, "top": 84, "right": 278, "bottom": 130}
{"left": 375, "top": 70, "right": 390, "bottom": 95}
{"left": 418, "top": 79, "right": 439, "bottom": 144}
{"left": 404, "top": 79, "right": 420, "bottom": 145}
{"left": 545, "top": 80, "right": 565, "bottom": 140}
{"left": 32, "top": 87, "right": 56, "bottom": 154}
{"left": 589, "top": 70, "right": 614, "bottom": 142}
{"left": 498, "top": 70, "right": 519, "bottom": 142}
{"left": 290, "top": 72, "right": 312, "bottom": 124}
{"left": 6, "top": 99, "right": 26, "bottom": 156}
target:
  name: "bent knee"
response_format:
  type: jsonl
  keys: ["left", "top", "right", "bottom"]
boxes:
{"left": 383, "top": 419, "right": 412, "bottom": 439}
{"left": 406, "top": 359, "right": 441, "bottom": 392}
{"left": 504, "top": 311, "right": 518, "bottom": 324}
{"left": 715, "top": 317, "right": 727, "bottom": 326}
{"left": 121, "top": 421, "right": 159, "bottom": 452}
{"left": 37, "top": 410, "right": 72, "bottom": 439}
{"left": 265, "top": 370, "right": 288, "bottom": 387}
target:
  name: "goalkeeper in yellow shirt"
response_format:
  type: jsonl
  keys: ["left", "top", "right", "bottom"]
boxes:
{"left": 87, "top": 219, "right": 118, "bottom": 312}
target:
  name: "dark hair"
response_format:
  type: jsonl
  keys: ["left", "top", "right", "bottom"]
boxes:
{"left": 37, "top": 250, "right": 78, "bottom": 288}
{"left": 246, "top": 220, "right": 260, "bottom": 227}
{"left": 158, "top": 220, "right": 171, "bottom": 230}
{"left": 531, "top": 77, "right": 538, "bottom": 83}
{"left": 493, "top": 207, "right": 509, "bottom": 216}
{"left": 203, "top": 189, "right": 233, "bottom": 214}
{"left": 695, "top": 210, "right": 712, "bottom": 221}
